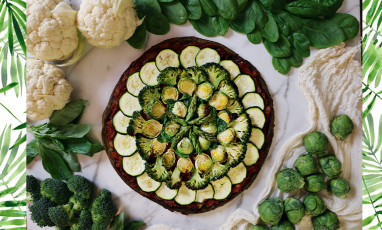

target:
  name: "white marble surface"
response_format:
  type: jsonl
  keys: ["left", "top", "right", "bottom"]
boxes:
{"left": 27, "top": 1, "right": 361, "bottom": 229}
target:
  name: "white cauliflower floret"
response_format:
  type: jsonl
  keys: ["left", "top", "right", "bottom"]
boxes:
{"left": 27, "top": 0, "right": 78, "bottom": 61}
{"left": 77, "top": 0, "right": 141, "bottom": 49}
{"left": 27, "top": 59, "right": 73, "bottom": 121}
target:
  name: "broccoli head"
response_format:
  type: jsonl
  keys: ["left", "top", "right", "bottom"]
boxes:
{"left": 201, "top": 63, "right": 230, "bottom": 88}
{"left": 184, "top": 66, "right": 208, "bottom": 84}
{"left": 48, "top": 203, "right": 75, "bottom": 227}
{"left": 138, "top": 86, "right": 161, "bottom": 114}
{"left": 218, "top": 80, "right": 239, "bottom": 99}
{"left": 185, "top": 169, "right": 210, "bottom": 190}
{"left": 157, "top": 67, "right": 184, "bottom": 86}
{"left": 69, "top": 195, "right": 91, "bottom": 212}
{"left": 67, "top": 175, "right": 93, "bottom": 199}
{"left": 71, "top": 210, "right": 92, "bottom": 230}
{"left": 146, "top": 156, "right": 170, "bottom": 182}
{"left": 127, "top": 111, "right": 146, "bottom": 136}
{"left": 27, "top": 175, "right": 42, "bottom": 201}
{"left": 29, "top": 197, "right": 55, "bottom": 227}
{"left": 91, "top": 189, "right": 117, "bottom": 230}
{"left": 209, "top": 161, "right": 230, "bottom": 181}
{"left": 40, "top": 178, "right": 72, "bottom": 205}
{"left": 166, "top": 167, "right": 182, "bottom": 189}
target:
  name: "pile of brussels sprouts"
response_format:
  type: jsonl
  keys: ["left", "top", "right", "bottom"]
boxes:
{"left": 251, "top": 115, "right": 354, "bottom": 230}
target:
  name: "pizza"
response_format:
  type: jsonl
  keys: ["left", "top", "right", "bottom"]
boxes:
{"left": 102, "top": 37, "right": 274, "bottom": 214}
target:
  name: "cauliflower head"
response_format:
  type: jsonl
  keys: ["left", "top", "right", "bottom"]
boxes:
{"left": 27, "top": 59, "right": 73, "bottom": 121}
{"left": 77, "top": 0, "right": 141, "bottom": 49}
{"left": 27, "top": 0, "right": 78, "bottom": 61}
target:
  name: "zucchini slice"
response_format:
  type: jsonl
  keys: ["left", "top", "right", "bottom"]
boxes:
{"left": 246, "top": 107, "right": 266, "bottom": 129}
{"left": 155, "top": 49, "right": 180, "bottom": 71}
{"left": 180, "top": 46, "right": 200, "bottom": 68}
{"left": 122, "top": 152, "right": 145, "bottom": 176}
{"left": 113, "top": 111, "right": 131, "bottom": 134}
{"left": 234, "top": 74, "right": 256, "bottom": 97}
{"left": 249, "top": 127, "right": 265, "bottom": 149}
{"left": 211, "top": 176, "right": 232, "bottom": 200}
{"left": 220, "top": 60, "right": 240, "bottom": 80}
{"left": 195, "top": 184, "right": 214, "bottom": 203}
{"left": 114, "top": 133, "right": 137, "bottom": 156}
{"left": 155, "top": 183, "right": 178, "bottom": 200}
{"left": 196, "top": 48, "right": 220, "bottom": 66}
{"left": 175, "top": 182, "right": 196, "bottom": 205}
{"left": 227, "top": 162, "right": 247, "bottom": 185}
{"left": 140, "top": 62, "right": 160, "bottom": 86}
{"left": 136, "top": 172, "right": 161, "bottom": 192}
{"left": 126, "top": 72, "right": 145, "bottom": 97}
{"left": 244, "top": 142, "right": 259, "bottom": 166}
{"left": 119, "top": 92, "right": 141, "bottom": 117}
{"left": 242, "top": 92, "right": 264, "bottom": 110}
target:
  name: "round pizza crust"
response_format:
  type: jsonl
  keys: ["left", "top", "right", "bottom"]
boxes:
{"left": 102, "top": 37, "right": 274, "bottom": 214}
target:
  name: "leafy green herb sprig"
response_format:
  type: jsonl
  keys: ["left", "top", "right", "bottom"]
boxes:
{"left": 128, "top": 0, "right": 359, "bottom": 74}
{"left": 27, "top": 100, "right": 104, "bottom": 180}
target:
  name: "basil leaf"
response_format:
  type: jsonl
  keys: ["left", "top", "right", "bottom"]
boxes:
{"left": 301, "top": 19, "right": 345, "bottom": 48}
{"left": 49, "top": 99, "right": 87, "bottom": 125}
{"left": 272, "top": 57, "right": 291, "bottom": 75}
{"left": 330, "top": 13, "right": 359, "bottom": 41}
{"left": 110, "top": 212, "right": 124, "bottom": 230}
{"left": 87, "top": 143, "right": 104, "bottom": 156}
{"left": 260, "top": 14, "right": 279, "bottom": 43}
{"left": 61, "top": 152, "right": 81, "bottom": 172}
{"left": 180, "top": 0, "right": 202, "bottom": 20}
{"left": 263, "top": 35, "right": 292, "bottom": 58}
{"left": 62, "top": 138, "right": 91, "bottom": 154}
{"left": 45, "top": 124, "right": 91, "bottom": 139}
{"left": 27, "top": 139, "right": 38, "bottom": 164}
{"left": 127, "top": 21, "right": 147, "bottom": 49}
{"left": 40, "top": 147, "right": 72, "bottom": 180}
{"left": 247, "top": 30, "right": 262, "bottom": 44}
{"left": 160, "top": 1, "right": 188, "bottom": 25}
{"left": 125, "top": 221, "right": 146, "bottom": 230}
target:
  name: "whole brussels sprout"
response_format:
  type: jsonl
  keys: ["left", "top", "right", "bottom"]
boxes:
{"left": 270, "top": 218, "right": 295, "bottom": 230}
{"left": 303, "top": 132, "right": 329, "bottom": 157}
{"left": 305, "top": 174, "right": 326, "bottom": 193}
{"left": 319, "top": 155, "right": 342, "bottom": 178}
{"left": 259, "top": 197, "right": 284, "bottom": 225}
{"left": 295, "top": 154, "right": 319, "bottom": 176}
{"left": 284, "top": 197, "right": 305, "bottom": 224}
{"left": 177, "top": 137, "right": 194, "bottom": 155}
{"left": 199, "top": 136, "right": 211, "bottom": 151}
{"left": 312, "top": 210, "right": 339, "bottom": 230}
{"left": 250, "top": 225, "right": 269, "bottom": 230}
{"left": 329, "top": 178, "right": 350, "bottom": 198}
{"left": 303, "top": 194, "right": 326, "bottom": 216}
{"left": 276, "top": 168, "right": 305, "bottom": 192}
{"left": 330, "top": 114, "right": 354, "bottom": 141}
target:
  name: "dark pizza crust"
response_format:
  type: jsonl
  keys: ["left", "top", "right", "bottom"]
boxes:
{"left": 102, "top": 37, "right": 274, "bottom": 214}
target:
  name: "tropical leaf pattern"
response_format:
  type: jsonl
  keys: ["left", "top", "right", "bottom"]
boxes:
{"left": 363, "top": 0, "right": 382, "bottom": 229}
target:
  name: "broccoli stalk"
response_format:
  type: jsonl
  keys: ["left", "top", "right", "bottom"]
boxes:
{"left": 29, "top": 197, "right": 56, "bottom": 227}
{"left": 185, "top": 169, "right": 210, "bottom": 190}
{"left": 91, "top": 189, "right": 117, "bottom": 230}
{"left": 145, "top": 156, "right": 170, "bottom": 182}
{"left": 67, "top": 175, "right": 93, "bottom": 199}
{"left": 48, "top": 203, "right": 75, "bottom": 227}
{"left": 40, "top": 178, "right": 72, "bottom": 205}
{"left": 71, "top": 210, "right": 92, "bottom": 230}
{"left": 26, "top": 175, "right": 42, "bottom": 201}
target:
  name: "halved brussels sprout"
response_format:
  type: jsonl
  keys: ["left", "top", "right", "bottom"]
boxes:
{"left": 163, "top": 149, "right": 176, "bottom": 169}
{"left": 218, "top": 111, "right": 231, "bottom": 124}
{"left": 197, "top": 104, "right": 211, "bottom": 118}
{"left": 165, "top": 121, "right": 180, "bottom": 137}
{"left": 150, "top": 139, "right": 168, "bottom": 155}
{"left": 148, "top": 101, "right": 166, "bottom": 120}
{"left": 161, "top": 86, "right": 179, "bottom": 103}
{"left": 195, "top": 154, "right": 212, "bottom": 174}
{"left": 177, "top": 157, "right": 194, "bottom": 173}
{"left": 142, "top": 120, "right": 163, "bottom": 138}
{"left": 209, "top": 92, "right": 229, "bottom": 110}
{"left": 199, "top": 136, "right": 211, "bottom": 151}
{"left": 177, "top": 137, "right": 194, "bottom": 155}
{"left": 211, "top": 146, "right": 227, "bottom": 163}
{"left": 172, "top": 101, "right": 187, "bottom": 118}
{"left": 178, "top": 78, "right": 196, "bottom": 95}
{"left": 201, "top": 121, "right": 218, "bottom": 134}
{"left": 217, "top": 128, "right": 236, "bottom": 145}
{"left": 196, "top": 82, "right": 214, "bottom": 100}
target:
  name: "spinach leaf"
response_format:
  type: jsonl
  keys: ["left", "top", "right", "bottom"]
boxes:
{"left": 180, "top": 0, "right": 202, "bottom": 20}
{"left": 45, "top": 124, "right": 91, "bottom": 139}
{"left": 110, "top": 212, "right": 124, "bottom": 230}
{"left": 125, "top": 221, "right": 146, "bottom": 230}
{"left": 212, "top": 0, "right": 239, "bottom": 21}
{"left": 248, "top": 1, "right": 267, "bottom": 29}
{"left": 285, "top": 0, "right": 327, "bottom": 18}
{"left": 259, "top": 0, "right": 286, "bottom": 12}
{"left": 292, "top": 32, "right": 310, "bottom": 57}
{"left": 210, "top": 16, "right": 230, "bottom": 36}
{"left": 330, "top": 13, "right": 359, "bottom": 41}
{"left": 301, "top": 19, "right": 345, "bottom": 48}
{"left": 134, "top": 0, "right": 170, "bottom": 35}
{"left": 27, "top": 139, "right": 38, "bottom": 164}
{"left": 287, "top": 50, "right": 303, "bottom": 67}
{"left": 263, "top": 35, "right": 292, "bottom": 58}
{"left": 272, "top": 57, "right": 291, "bottom": 75}
{"left": 199, "top": 0, "right": 218, "bottom": 16}
{"left": 134, "top": 0, "right": 161, "bottom": 13}
{"left": 190, "top": 14, "right": 218, "bottom": 37}
{"left": 49, "top": 100, "right": 87, "bottom": 125}
{"left": 160, "top": 0, "right": 188, "bottom": 25}
{"left": 40, "top": 147, "right": 72, "bottom": 180}
{"left": 127, "top": 21, "right": 147, "bottom": 49}
{"left": 158, "top": 0, "right": 174, "bottom": 2}
{"left": 229, "top": 7, "right": 256, "bottom": 34}
{"left": 237, "top": 0, "right": 248, "bottom": 12}
{"left": 217, "top": 118, "right": 228, "bottom": 133}
{"left": 273, "top": 11, "right": 304, "bottom": 36}
{"left": 312, "top": 0, "right": 343, "bottom": 18}
{"left": 247, "top": 30, "right": 262, "bottom": 44}
{"left": 260, "top": 14, "right": 279, "bottom": 42}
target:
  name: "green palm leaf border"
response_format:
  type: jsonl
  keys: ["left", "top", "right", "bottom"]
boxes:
{"left": 363, "top": 0, "right": 382, "bottom": 229}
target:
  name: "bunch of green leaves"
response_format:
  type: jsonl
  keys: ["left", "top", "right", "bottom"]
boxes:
{"left": 27, "top": 100, "right": 104, "bottom": 180}
{"left": 128, "top": 0, "right": 359, "bottom": 75}
{"left": 109, "top": 212, "right": 145, "bottom": 230}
